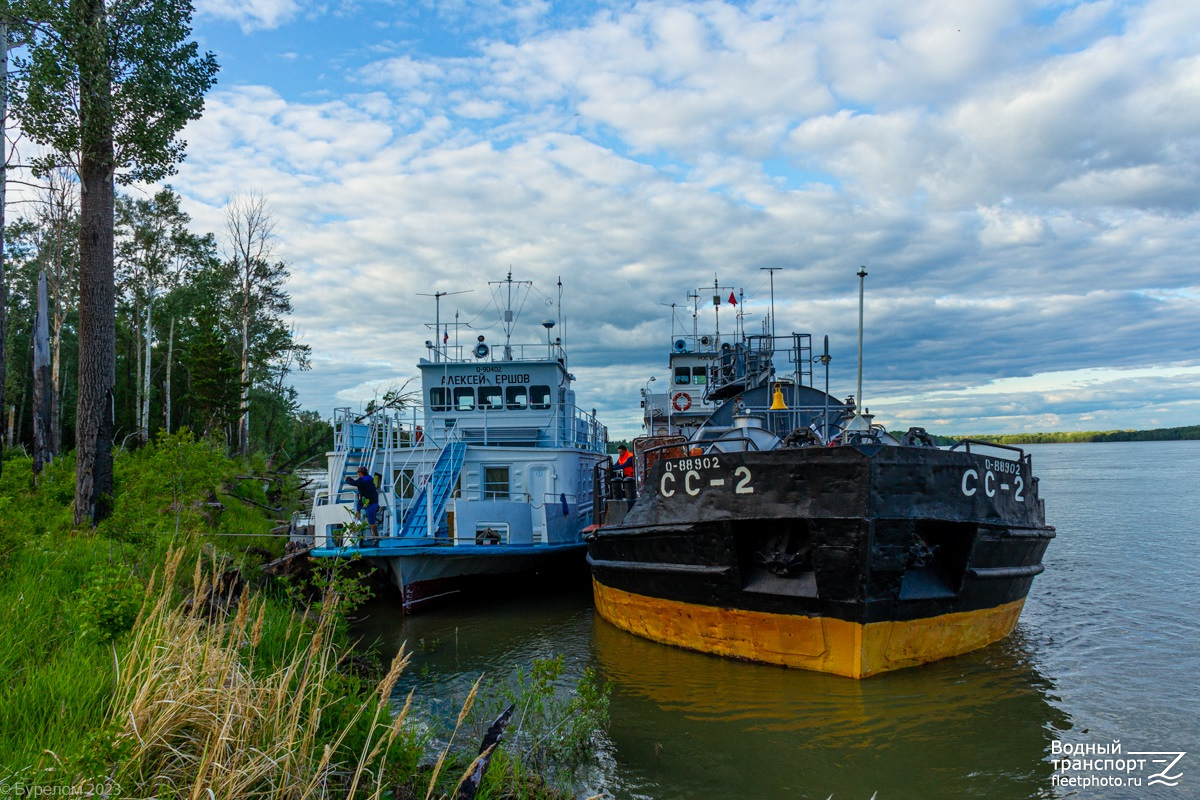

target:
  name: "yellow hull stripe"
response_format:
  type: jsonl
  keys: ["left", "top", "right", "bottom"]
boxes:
{"left": 592, "top": 578, "right": 1025, "bottom": 679}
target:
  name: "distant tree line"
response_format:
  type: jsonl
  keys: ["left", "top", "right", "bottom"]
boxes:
{"left": 3, "top": 180, "right": 330, "bottom": 469}
{"left": 929, "top": 425, "right": 1200, "bottom": 446}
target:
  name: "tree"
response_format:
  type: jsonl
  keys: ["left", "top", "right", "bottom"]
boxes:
{"left": 222, "top": 191, "right": 297, "bottom": 456}
{"left": 115, "top": 186, "right": 200, "bottom": 444}
{"left": 1, "top": 14, "right": 11, "bottom": 476}
{"left": 11, "top": 0, "right": 217, "bottom": 524}
{"left": 26, "top": 169, "right": 79, "bottom": 453}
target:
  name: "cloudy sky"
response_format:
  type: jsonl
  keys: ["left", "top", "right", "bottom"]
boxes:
{"left": 138, "top": 1, "right": 1200, "bottom": 436}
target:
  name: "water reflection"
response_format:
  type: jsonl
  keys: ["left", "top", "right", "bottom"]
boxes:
{"left": 345, "top": 442, "right": 1200, "bottom": 800}
{"left": 594, "top": 618, "right": 1068, "bottom": 800}
{"left": 353, "top": 587, "right": 1067, "bottom": 800}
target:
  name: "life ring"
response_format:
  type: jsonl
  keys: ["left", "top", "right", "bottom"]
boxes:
{"left": 672, "top": 392, "right": 692, "bottom": 412}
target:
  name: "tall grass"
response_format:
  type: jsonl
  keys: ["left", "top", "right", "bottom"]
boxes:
{"left": 102, "top": 549, "right": 417, "bottom": 798}
{"left": 1, "top": 439, "right": 606, "bottom": 799}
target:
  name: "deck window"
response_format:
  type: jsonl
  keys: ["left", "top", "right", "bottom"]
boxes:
{"left": 506, "top": 386, "right": 528, "bottom": 410}
{"left": 483, "top": 466, "right": 510, "bottom": 499}
{"left": 674, "top": 367, "right": 691, "bottom": 385}
{"left": 430, "top": 388, "right": 451, "bottom": 411}
{"left": 479, "top": 385, "right": 503, "bottom": 410}
{"left": 692, "top": 366, "right": 707, "bottom": 384}
{"left": 454, "top": 387, "right": 475, "bottom": 411}
{"left": 530, "top": 385, "right": 552, "bottom": 410}
{"left": 393, "top": 469, "right": 415, "bottom": 499}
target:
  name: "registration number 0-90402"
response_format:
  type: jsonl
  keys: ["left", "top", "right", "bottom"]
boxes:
{"left": 660, "top": 457, "right": 755, "bottom": 497}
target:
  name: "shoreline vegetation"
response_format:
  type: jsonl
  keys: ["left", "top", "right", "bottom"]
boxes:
{"left": 928, "top": 424, "right": 1200, "bottom": 446}
{"left": 0, "top": 434, "right": 608, "bottom": 799}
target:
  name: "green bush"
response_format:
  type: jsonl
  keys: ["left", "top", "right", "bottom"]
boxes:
{"left": 75, "top": 562, "right": 146, "bottom": 641}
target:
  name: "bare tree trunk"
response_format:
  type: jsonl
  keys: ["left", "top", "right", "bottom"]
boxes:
{"left": 224, "top": 191, "right": 276, "bottom": 458}
{"left": 164, "top": 315, "right": 174, "bottom": 433}
{"left": 0, "top": 19, "right": 8, "bottom": 477}
{"left": 6, "top": 406, "right": 13, "bottom": 449}
{"left": 141, "top": 294, "right": 153, "bottom": 443}
{"left": 74, "top": 0, "right": 117, "bottom": 525}
{"left": 134, "top": 296, "right": 143, "bottom": 442}
{"left": 51, "top": 314, "right": 62, "bottom": 455}
{"left": 47, "top": 170, "right": 77, "bottom": 457}
{"left": 240, "top": 298, "right": 249, "bottom": 454}
{"left": 33, "top": 272, "right": 53, "bottom": 474}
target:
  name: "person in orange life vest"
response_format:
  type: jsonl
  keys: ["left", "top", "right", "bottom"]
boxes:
{"left": 616, "top": 445, "right": 635, "bottom": 478}
{"left": 614, "top": 445, "right": 636, "bottom": 501}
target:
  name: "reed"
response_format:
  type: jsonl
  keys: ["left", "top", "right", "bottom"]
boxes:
{"left": 100, "top": 548, "right": 417, "bottom": 799}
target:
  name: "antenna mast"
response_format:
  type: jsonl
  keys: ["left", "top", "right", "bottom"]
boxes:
{"left": 760, "top": 267, "right": 780, "bottom": 338}
{"left": 489, "top": 271, "right": 533, "bottom": 360}
{"left": 856, "top": 267, "right": 868, "bottom": 411}
{"left": 417, "top": 289, "right": 471, "bottom": 362}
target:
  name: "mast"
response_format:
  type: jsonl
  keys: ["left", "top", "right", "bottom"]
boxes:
{"left": 857, "top": 267, "right": 867, "bottom": 411}
{"left": 760, "top": 267, "right": 780, "bottom": 338}
{"left": 417, "top": 289, "right": 470, "bottom": 362}
{"left": 489, "top": 271, "right": 532, "bottom": 361}
{"left": 687, "top": 291, "right": 700, "bottom": 346}
{"left": 712, "top": 276, "right": 720, "bottom": 344}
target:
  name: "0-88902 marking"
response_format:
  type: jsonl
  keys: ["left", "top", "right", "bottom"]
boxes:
{"left": 661, "top": 458, "right": 754, "bottom": 498}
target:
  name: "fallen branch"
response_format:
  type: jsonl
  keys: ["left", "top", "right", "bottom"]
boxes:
{"left": 260, "top": 546, "right": 314, "bottom": 575}
{"left": 457, "top": 704, "right": 516, "bottom": 800}
{"left": 220, "top": 492, "right": 283, "bottom": 513}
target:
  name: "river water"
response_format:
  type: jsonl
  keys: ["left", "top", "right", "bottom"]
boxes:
{"left": 353, "top": 440, "right": 1200, "bottom": 799}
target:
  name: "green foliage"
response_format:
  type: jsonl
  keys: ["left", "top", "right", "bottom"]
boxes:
{"left": 468, "top": 654, "right": 612, "bottom": 791}
{"left": 10, "top": 0, "right": 219, "bottom": 184}
{"left": 934, "top": 424, "right": 1200, "bottom": 445}
{"left": 0, "top": 529, "right": 138, "bottom": 772}
{"left": 103, "top": 429, "right": 230, "bottom": 543}
{"left": 74, "top": 562, "right": 146, "bottom": 641}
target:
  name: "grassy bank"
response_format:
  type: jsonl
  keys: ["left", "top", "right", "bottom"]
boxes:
{"left": 0, "top": 433, "right": 606, "bottom": 798}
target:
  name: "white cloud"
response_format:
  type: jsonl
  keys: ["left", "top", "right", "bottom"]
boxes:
{"left": 196, "top": 0, "right": 303, "bottom": 32}
{"left": 155, "top": 0, "right": 1200, "bottom": 437}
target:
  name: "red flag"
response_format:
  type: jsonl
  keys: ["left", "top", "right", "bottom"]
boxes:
{"left": 728, "top": 291, "right": 738, "bottom": 306}
{"left": 443, "top": 328, "right": 449, "bottom": 344}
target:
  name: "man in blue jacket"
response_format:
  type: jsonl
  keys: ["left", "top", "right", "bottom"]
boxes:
{"left": 345, "top": 466, "right": 380, "bottom": 541}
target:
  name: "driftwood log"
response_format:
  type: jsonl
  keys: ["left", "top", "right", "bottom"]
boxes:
{"left": 457, "top": 704, "right": 516, "bottom": 800}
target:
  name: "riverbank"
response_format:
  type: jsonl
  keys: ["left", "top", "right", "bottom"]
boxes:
{"left": 931, "top": 423, "right": 1200, "bottom": 445}
{"left": 0, "top": 433, "right": 603, "bottom": 798}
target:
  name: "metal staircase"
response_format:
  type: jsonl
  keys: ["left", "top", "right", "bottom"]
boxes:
{"left": 400, "top": 439, "right": 466, "bottom": 538}
{"left": 332, "top": 417, "right": 380, "bottom": 504}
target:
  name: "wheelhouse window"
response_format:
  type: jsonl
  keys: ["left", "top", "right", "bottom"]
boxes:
{"left": 479, "top": 385, "right": 503, "bottom": 410}
{"left": 530, "top": 385, "right": 552, "bottom": 410}
{"left": 692, "top": 366, "right": 707, "bottom": 385}
{"left": 430, "top": 388, "right": 451, "bottom": 411}
{"left": 454, "top": 387, "right": 475, "bottom": 411}
{"left": 506, "top": 386, "right": 528, "bottom": 410}
{"left": 483, "top": 466, "right": 510, "bottom": 499}
{"left": 674, "top": 367, "right": 691, "bottom": 385}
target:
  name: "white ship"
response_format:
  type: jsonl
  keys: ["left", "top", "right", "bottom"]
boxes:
{"left": 310, "top": 274, "right": 608, "bottom": 611}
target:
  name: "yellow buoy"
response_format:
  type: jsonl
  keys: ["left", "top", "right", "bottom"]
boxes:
{"left": 769, "top": 383, "right": 788, "bottom": 410}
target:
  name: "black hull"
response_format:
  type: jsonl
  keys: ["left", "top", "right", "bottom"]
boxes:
{"left": 587, "top": 443, "right": 1053, "bottom": 676}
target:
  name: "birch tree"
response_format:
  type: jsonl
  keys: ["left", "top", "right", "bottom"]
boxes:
{"left": 223, "top": 191, "right": 290, "bottom": 457}
{"left": 115, "top": 187, "right": 193, "bottom": 444}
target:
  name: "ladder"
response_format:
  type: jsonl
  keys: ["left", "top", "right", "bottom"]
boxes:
{"left": 400, "top": 439, "right": 467, "bottom": 538}
{"left": 333, "top": 418, "right": 380, "bottom": 504}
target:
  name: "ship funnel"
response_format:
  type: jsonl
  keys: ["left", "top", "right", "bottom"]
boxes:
{"left": 769, "top": 384, "right": 788, "bottom": 410}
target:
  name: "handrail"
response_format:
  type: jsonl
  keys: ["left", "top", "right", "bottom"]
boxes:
{"left": 950, "top": 438, "right": 1026, "bottom": 457}
{"left": 949, "top": 438, "right": 1032, "bottom": 467}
